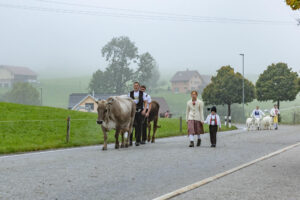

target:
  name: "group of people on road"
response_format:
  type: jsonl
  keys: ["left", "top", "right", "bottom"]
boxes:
{"left": 251, "top": 105, "right": 280, "bottom": 130}
{"left": 128, "top": 82, "right": 152, "bottom": 146}
{"left": 186, "top": 91, "right": 221, "bottom": 148}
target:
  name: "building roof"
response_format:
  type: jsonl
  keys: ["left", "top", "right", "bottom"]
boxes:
{"left": 152, "top": 97, "right": 170, "bottom": 114}
{"left": 68, "top": 93, "right": 117, "bottom": 109}
{"left": 170, "top": 69, "right": 201, "bottom": 82}
{"left": 0, "top": 65, "right": 37, "bottom": 76}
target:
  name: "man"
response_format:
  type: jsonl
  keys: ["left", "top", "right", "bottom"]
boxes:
{"left": 186, "top": 90, "right": 204, "bottom": 147}
{"left": 270, "top": 104, "right": 280, "bottom": 130}
{"left": 140, "top": 85, "right": 152, "bottom": 144}
{"left": 251, "top": 106, "right": 265, "bottom": 119}
{"left": 128, "top": 82, "right": 147, "bottom": 146}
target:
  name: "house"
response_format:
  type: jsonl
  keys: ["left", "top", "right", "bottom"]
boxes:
{"left": 68, "top": 93, "right": 170, "bottom": 116}
{"left": 170, "top": 69, "right": 211, "bottom": 93}
{"left": 0, "top": 65, "right": 38, "bottom": 88}
{"left": 68, "top": 93, "right": 115, "bottom": 112}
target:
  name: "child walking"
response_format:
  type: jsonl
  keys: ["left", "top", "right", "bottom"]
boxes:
{"left": 205, "top": 106, "right": 221, "bottom": 147}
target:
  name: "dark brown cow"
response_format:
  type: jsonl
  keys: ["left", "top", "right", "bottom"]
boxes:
{"left": 146, "top": 100, "right": 160, "bottom": 143}
{"left": 96, "top": 96, "right": 136, "bottom": 150}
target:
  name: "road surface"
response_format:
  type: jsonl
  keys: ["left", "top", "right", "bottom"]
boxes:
{"left": 0, "top": 125, "right": 299, "bottom": 200}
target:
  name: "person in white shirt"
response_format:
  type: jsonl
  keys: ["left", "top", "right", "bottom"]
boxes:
{"left": 270, "top": 104, "right": 280, "bottom": 130}
{"left": 140, "top": 85, "right": 152, "bottom": 144}
{"left": 128, "top": 82, "right": 147, "bottom": 146}
{"left": 251, "top": 106, "right": 265, "bottom": 119}
{"left": 205, "top": 106, "right": 221, "bottom": 147}
{"left": 186, "top": 90, "right": 204, "bottom": 147}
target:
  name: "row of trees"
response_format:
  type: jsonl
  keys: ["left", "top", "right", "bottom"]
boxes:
{"left": 202, "top": 63, "right": 300, "bottom": 120}
{"left": 89, "top": 36, "right": 160, "bottom": 94}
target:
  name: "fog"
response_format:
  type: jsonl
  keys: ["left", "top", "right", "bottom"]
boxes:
{"left": 0, "top": 0, "right": 300, "bottom": 79}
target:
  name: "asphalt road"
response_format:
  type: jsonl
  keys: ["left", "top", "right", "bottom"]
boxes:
{"left": 173, "top": 144, "right": 300, "bottom": 200}
{"left": 0, "top": 125, "right": 300, "bottom": 200}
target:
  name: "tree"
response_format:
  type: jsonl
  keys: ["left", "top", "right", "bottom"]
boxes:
{"left": 256, "top": 62, "right": 299, "bottom": 109}
{"left": 3, "top": 82, "right": 41, "bottom": 105}
{"left": 134, "top": 52, "right": 160, "bottom": 89}
{"left": 202, "top": 66, "right": 255, "bottom": 122}
{"left": 88, "top": 69, "right": 114, "bottom": 93}
{"left": 286, "top": 0, "right": 300, "bottom": 10}
{"left": 89, "top": 36, "right": 160, "bottom": 94}
{"left": 101, "top": 36, "right": 138, "bottom": 94}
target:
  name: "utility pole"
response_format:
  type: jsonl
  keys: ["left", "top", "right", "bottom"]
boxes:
{"left": 240, "top": 53, "right": 245, "bottom": 119}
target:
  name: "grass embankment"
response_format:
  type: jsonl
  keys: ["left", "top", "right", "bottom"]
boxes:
{"left": 0, "top": 102, "right": 237, "bottom": 154}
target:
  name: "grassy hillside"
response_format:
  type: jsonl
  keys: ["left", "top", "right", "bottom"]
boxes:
{"left": 39, "top": 76, "right": 91, "bottom": 108}
{"left": 0, "top": 102, "right": 236, "bottom": 154}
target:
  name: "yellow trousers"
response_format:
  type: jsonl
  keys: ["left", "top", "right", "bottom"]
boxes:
{"left": 273, "top": 115, "right": 278, "bottom": 123}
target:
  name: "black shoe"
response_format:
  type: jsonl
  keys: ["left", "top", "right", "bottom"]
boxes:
{"left": 135, "top": 142, "right": 140, "bottom": 146}
{"left": 211, "top": 144, "right": 216, "bottom": 148}
{"left": 140, "top": 141, "right": 146, "bottom": 145}
{"left": 197, "top": 139, "right": 201, "bottom": 147}
{"left": 129, "top": 141, "right": 133, "bottom": 146}
{"left": 189, "top": 141, "right": 194, "bottom": 147}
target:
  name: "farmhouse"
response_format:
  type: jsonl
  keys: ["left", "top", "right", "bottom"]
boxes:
{"left": 170, "top": 69, "right": 211, "bottom": 93}
{"left": 0, "top": 65, "right": 38, "bottom": 88}
{"left": 68, "top": 93, "right": 170, "bottom": 116}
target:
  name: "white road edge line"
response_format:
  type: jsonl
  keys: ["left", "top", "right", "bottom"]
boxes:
{"left": 153, "top": 141, "right": 300, "bottom": 200}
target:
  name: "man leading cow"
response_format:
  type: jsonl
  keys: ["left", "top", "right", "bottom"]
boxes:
{"left": 140, "top": 85, "right": 152, "bottom": 144}
{"left": 128, "top": 82, "right": 148, "bottom": 146}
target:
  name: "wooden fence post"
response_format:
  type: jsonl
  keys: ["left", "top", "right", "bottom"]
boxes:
{"left": 66, "top": 116, "right": 70, "bottom": 143}
{"left": 179, "top": 116, "right": 182, "bottom": 133}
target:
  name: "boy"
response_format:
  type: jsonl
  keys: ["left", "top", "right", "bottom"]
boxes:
{"left": 205, "top": 106, "right": 221, "bottom": 148}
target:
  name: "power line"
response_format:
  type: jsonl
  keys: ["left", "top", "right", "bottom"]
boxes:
{"left": 0, "top": 2, "right": 296, "bottom": 25}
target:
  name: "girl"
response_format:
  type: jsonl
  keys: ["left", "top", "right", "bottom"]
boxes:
{"left": 186, "top": 91, "right": 204, "bottom": 147}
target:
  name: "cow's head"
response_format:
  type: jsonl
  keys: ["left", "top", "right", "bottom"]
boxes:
{"left": 96, "top": 98, "right": 114, "bottom": 125}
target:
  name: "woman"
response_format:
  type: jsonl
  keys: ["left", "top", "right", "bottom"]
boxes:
{"left": 186, "top": 91, "right": 204, "bottom": 147}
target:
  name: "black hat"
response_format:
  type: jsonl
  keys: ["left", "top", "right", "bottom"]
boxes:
{"left": 211, "top": 106, "right": 217, "bottom": 112}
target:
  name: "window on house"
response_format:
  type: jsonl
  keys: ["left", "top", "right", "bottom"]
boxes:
{"left": 85, "top": 103, "right": 94, "bottom": 111}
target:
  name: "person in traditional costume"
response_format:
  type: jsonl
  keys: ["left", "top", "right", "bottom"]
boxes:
{"left": 251, "top": 106, "right": 265, "bottom": 119}
{"left": 205, "top": 106, "right": 221, "bottom": 147}
{"left": 270, "top": 104, "right": 280, "bottom": 130}
{"left": 185, "top": 91, "right": 204, "bottom": 147}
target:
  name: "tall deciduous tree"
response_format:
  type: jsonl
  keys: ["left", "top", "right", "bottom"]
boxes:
{"left": 135, "top": 52, "right": 160, "bottom": 89}
{"left": 101, "top": 36, "right": 138, "bottom": 94}
{"left": 3, "top": 83, "right": 41, "bottom": 105}
{"left": 256, "top": 62, "right": 299, "bottom": 109}
{"left": 88, "top": 69, "right": 113, "bottom": 93}
{"left": 202, "top": 66, "right": 255, "bottom": 122}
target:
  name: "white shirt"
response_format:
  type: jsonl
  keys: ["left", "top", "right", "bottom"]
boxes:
{"left": 205, "top": 114, "right": 221, "bottom": 128}
{"left": 270, "top": 108, "right": 280, "bottom": 116}
{"left": 144, "top": 92, "right": 152, "bottom": 109}
{"left": 251, "top": 109, "right": 265, "bottom": 118}
{"left": 128, "top": 91, "right": 147, "bottom": 105}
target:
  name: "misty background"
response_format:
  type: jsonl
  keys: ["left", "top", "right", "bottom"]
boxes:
{"left": 0, "top": 0, "right": 300, "bottom": 79}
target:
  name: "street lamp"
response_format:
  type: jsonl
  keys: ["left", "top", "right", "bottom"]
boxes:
{"left": 239, "top": 53, "right": 245, "bottom": 119}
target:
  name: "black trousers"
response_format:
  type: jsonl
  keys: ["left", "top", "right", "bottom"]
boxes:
{"left": 209, "top": 125, "right": 218, "bottom": 145}
{"left": 130, "top": 111, "right": 143, "bottom": 143}
{"left": 142, "top": 109, "right": 148, "bottom": 142}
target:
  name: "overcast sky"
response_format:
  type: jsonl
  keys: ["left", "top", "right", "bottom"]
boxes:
{"left": 0, "top": 0, "right": 299, "bottom": 79}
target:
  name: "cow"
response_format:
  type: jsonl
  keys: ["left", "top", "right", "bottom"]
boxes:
{"left": 96, "top": 96, "right": 136, "bottom": 150}
{"left": 146, "top": 101, "right": 160, "bottom": 143}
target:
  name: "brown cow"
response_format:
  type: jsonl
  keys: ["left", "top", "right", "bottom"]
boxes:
{"left": 96, "top": 96, "right": 136, "bottom": 150}
{"left": 146, "top": 100, "right": 160, "bottom": 143}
